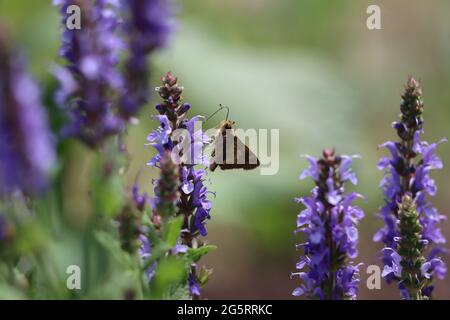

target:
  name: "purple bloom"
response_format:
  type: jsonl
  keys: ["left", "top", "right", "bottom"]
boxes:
{"left": 191, "top": 170, "right": 212, "bottom": 237}
{"left": 147, "top": 115, "right": 172, "bottom": 145}
{"left": 299, "top": 156, "right": 319, "bottom": 180}
{"left": 146, "top": 115, "right": 172, "bottom": 167}
{"left": 119, "top": 0, "right": 175, "bottom": 118}
{"left": 145, "top": 72, "right": 213, "bottom": 298}
{"left": 139, "top": 233, "right": 190, "bottom": 285}
{"left": 171, "top": 243, "right": 188, "bottom": 255}
{"left": 0, "top": 28, "right": 55, "bottom": 195}
{"left": 132, "top": 181, "right": 150, "bottom": 213}
{"left": 188, "top": 271, "right": 201, "bottom": 298}
{"left": 54, "top": 0, "right": 125, "bottom": 148}
{"left": 147, "top": 72, "right": 212, "bottom": 237}
{"left": 381, "top": 248, "right": 402, "bottom": 278}
{"left": 139, "top": 235, "right": 157, "bottom": 282}
{"left": 293, "top": 149, "right": 364, "bottom": 300}
{"left": 375, "top": 77, "right": 447, "bottom": 299}
{"left": 153, "top": 150, "right": 179, "bottom": 220}
{"left": 421, "top": 258, "right": 447, "bottom": 280}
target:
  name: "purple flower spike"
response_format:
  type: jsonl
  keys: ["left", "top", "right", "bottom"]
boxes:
{"left": 0, "top": 27, "right": 55, "bottom": 195}
{"left": 293, "top": 149, "right": 364, "bottom": 300}
{"left": 139, "top": 235, "right": 157, "bottom": 283}
{"left": 54, "top": 0, "right": 125, "bottom": 148}
{"left": 143, "top": 72, "right": 213, "bottom": 298}
{"left": 147, "top": 72, "right": 212, "bottom": 238}
{"left": 375, "top": 77, "right": 447, "bottom": 299}
{"left": 188, "top": 272, "right": 201, "bottom": 298}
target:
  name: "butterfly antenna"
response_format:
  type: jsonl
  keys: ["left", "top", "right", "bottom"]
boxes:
{"left": 206, "top": 104, "right": 230, "bottom": 122}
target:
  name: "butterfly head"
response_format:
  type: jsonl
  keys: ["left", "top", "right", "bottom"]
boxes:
{"left": 219, "top": 119, "right": 235, "bottom": 131}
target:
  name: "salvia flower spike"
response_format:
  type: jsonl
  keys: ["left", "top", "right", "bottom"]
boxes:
{"left": 54, "top": 0, "right": 125, "bottom": 148}
{"left": 292, "top": 148, "right": 365, "bottom": 300}
{"left": 0, "top": 26, "right": 55, "bottom": 195}
{"left": 54, "top": 0, "right": 175, "bottom": 148}
{"left": 382, "top": 194, "right": 445, "bottom": 299}
{"left": 374, "top": 76, "right": 447, "bottom": 299}
{"left": 145, "top": 72, "right": 212, "bottom": 298}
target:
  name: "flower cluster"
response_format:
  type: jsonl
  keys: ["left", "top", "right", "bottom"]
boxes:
{"left": 292, "top": 149, "right": 364, "bottom": 300}
{"left": 147, "top": 72, "right": 211, "bottom": 238}
{"left": 117, "top": 203, "right": 142, "bottom": 255}
{"left": 120, "top": 174, "right": 156, "bottom": 284}
{"left": 117, "top": 157, "right": 177, "bottom": 286}
{"left": 54, "top": 0, "right": 174, "bottom": 148}
{"left": 382, "top": 194, "right": 446, "bottom": 299}
{"left": 53, "top": 0, "right": 124, "bottom": 148}
{"left": 119, "top": 0, "right": 175, "bottom": 119}
{"left": 139, "top": 233, "right": 156, "bottom": 283}
{"left": 374, "top": 76, "right": 447, "bottom": 299}
{"left": 0, "top": 27, "right": 55, "bottom": 195}
{"left": 146, "top": 72, "right": 212, "bottom": 298}
{"left": 153, "top": 150, "right": 179, "bottom": 222}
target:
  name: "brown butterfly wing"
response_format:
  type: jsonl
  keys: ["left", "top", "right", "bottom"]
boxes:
{"left": 218, "top": 135, "right": 259, "bottom": 170}
{"left": 209, "top": 130, "right": 226, "bottom": 171}
{"left": 208, "top": 129, "right": 222, "bottom": 172}
{"left": 209, "top": 124, "right": 260, "bottom": 171}
{"left": 209, "top": 147, "right": 219, "bottom": 171}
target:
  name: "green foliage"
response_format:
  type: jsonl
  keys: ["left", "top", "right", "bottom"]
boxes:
{"left": 162, "top": 216, "right": 184, "bottom": 248}
{"left": 94, "top": 231, "right": 133, "bottom": 268}
{"left": 150, "top": 257, "right": 187, "bottom": 300}
{"left": 90, "top": 153, "right": 125, "bottom": 219}
{"left": 3, "top": 0, "right": 450, "bottom": 300}
{"left": 187, "top": 245, "right": 217, "bottom": 263}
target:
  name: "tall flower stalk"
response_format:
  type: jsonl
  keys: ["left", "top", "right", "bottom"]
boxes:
{"left": 374, "top": 77, "right": 447, "bottom": 299}
{"left": 292, "top": 149, "right": 364, "bottom": 300}
{"left": 54, "top": 0, "right": 174, "bottom": 147}
{"left": 117, "top": 150, "right": 179, "bottom": 298}
{"left": 146, "top": 72, "right": 213, "bottom": 298}
{"left": 54, "top": 0, "right": 125, "bottom": 148}
{"left": 0, "top": 25, "right": 55, "bottom": 195}
{"left": 142, "top": 150, "right": 180, "bottom": 283}
{"left": 54, "top": 0, "right": 124, "bottom": 148}
{"left": 153, "top": 151, "right": 179, "bottom": 222}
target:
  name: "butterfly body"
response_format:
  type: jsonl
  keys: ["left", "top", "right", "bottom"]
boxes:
{"left": 209, "top": 120, "right": 260, "bottom": 171}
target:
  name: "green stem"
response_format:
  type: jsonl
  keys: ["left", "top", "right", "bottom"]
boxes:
{"left": 83, "top": 231, "right": 90, "bottom": 295}
{"left": 34, "top": 252, "right": 62, "bottom": 298}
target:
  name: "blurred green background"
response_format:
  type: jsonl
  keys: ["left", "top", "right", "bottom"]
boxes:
{"left": 1, "top": 0, "right": 450, "bottom": 299}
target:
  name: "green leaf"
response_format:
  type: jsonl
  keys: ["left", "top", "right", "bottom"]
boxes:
{"left": 151, "top": 257, "right": 187, "bottom": 299}
{"left": 166, "top": 284, "right": 190, "bottom": 300}
{"left": 89, "top": 149, "right": 126, "bottom": 219}
{"left": 14, "top": 222, "right": 49, "bottom": 255}
{"left": 187, "top": 245, "right": 217, "bottom": 263}
{"left": 198, "top": 266, "right": 214, "bottom": 286}
{"left": 91, "top": 173, "right": 124, "bottom": 218}
{"left": 162, "top": 216, "right": 184, "bottom": 248}
{"left": 142, "top": 242, "right": 170, "bottom": 270}
{"left": 93, "top": 231, "right": 132, "bottom": 268}
{"left": 0, "top": 284, "right": 27, "bottom": 300}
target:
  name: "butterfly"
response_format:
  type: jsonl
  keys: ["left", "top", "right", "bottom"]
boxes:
{"left": 208, "top": 106, "right": 260, "bottom": 171}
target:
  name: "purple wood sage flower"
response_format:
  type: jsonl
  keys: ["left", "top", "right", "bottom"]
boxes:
{"left": 374, "top": 76, "right": 447, "bottom": 299}
{"left": 53, "top": 0, "right": 125, "bottom": 148}
{"left": 292, "top": 149, "right": 365, "bottom": 300}
{"left": 0, "top": 27, "right": 55, "bottom": 195}
{"left": 145, "top": 72, "right": 212, "bottom": 298}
